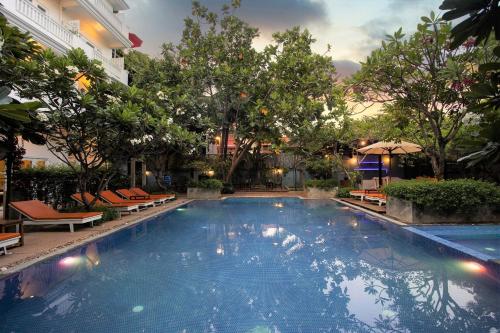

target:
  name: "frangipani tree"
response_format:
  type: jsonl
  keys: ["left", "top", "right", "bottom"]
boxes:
{"left": 351, "top": 13, "right": 491, "bottom": 179}
{"left": 0, "top": 14, "right": 47, "bottom": 217}
{"left": 16, "top": 49, "right": 147, "bottom": 209}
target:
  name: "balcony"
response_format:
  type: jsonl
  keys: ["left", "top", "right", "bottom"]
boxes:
{"left": 0, "top": 0, "right": 128, "bottom": 84}
{"left": 75, "top": 0, "right": 131, "bottom": 47}
{"left": 0, "top": 0, "right": 74, "bottom": 51}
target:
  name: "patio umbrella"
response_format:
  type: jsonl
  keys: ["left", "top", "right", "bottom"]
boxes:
{"left": 357, "top": 141, "right": 422, "bottom": 186}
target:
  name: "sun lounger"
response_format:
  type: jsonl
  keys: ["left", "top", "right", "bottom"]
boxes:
{"left": 99, "top": 190, "right": 155, "bottom": 209}
{"left": 71, "top": 192, "right": 140, "bottom": 214}
{"left": 349, "top": 189, "right": 380, "bottom": 201}
{"left": 364, "top": 194, "right": 387, "bottom": 206}
{"left": 130, "top": 187, "right": 175, "bottom": 201}
{"left": 0, "top": 233, "right": 21, "bottom": 255}
{"left": 10, "top": 200, "right": 102, "bottom": 232}
{"left": 116, "top": 188, "right": 167, "bottom": 205}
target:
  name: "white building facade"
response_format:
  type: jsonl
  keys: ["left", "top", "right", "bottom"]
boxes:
{"left": 0, "top": 0, "right": 135, "bottom": 171}
{"left": 0, "top": 0, "right": 131, "bottom": 84}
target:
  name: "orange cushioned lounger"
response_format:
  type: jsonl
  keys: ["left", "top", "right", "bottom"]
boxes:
{"left": 99, "top": 190, "right": 155, "bottom": 209}
{"left": 117, "top": 189, "right": 168, "bottom": 205}
{"left": 0, "top": 233, "right": 21, "bottom": 255}
{"left": 9, "top": 200, "right": 102, "bottom": 232}
{"left": 71, "top": 192, "right": 140, "bottom": 213}
{"left": 130, "top": 187, "right": 175, "bottom": 201}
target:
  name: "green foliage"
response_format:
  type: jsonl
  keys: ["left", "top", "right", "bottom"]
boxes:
{"left": 188, "top": 178, "right": 224, "bottom": 190}
{"left": 350, "top": 13, "right": 495, "bottom": 179}
{"left": 305, "top": 178, "right": 339, "bottom": 190}
{"left": 305, "top": 158, "right": 333, "bottom": 179}
{"left": 383, "top": 179, "right": 500, "bottom": 214}
{"left": 336, "top": 187, "right": 355, "bottom": 198}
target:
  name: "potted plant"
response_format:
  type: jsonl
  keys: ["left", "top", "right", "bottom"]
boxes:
{"left": 187, "top": 179, "right": 224, "bottom": 199}
{"left": 384, "top": 179, "right": 500, "bottom": 224}
{"left": 305, "top": 179, "right": 339, "bottom": 199}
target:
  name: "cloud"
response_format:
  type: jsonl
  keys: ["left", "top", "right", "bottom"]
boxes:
{"left": 122, "top": 0, "right": 329, "bottom": 56}
{"left": 359, "top": 17, "right": 402, "bottom": 40}
{"left": 333, "top": 60, "right": 361, "bottom": 79}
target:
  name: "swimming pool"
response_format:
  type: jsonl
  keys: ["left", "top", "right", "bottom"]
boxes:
{"left": 0, "top": 198, "right": 499, "bottom": 332}
{"left": 413, "top": 225, "right": 500, "bottom": 259}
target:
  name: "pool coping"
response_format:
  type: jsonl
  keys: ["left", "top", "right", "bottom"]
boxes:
{"left": 0, "top": 200, "right": 193, "bottom": 278}
{"left": 332, "top": 198, "right": 500, "bottom": 275}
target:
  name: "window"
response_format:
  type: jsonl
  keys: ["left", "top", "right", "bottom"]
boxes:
{"left": 21, "top": 160, "right": 33, "bottom": 169}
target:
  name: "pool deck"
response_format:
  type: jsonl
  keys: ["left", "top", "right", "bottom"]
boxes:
{"left": 0, "top": 198, "right": 191, "bottom": 275}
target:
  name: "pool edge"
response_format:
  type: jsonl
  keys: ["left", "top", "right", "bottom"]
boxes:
{"left": 0, "top": 200, "right": 194, "bottom": 278}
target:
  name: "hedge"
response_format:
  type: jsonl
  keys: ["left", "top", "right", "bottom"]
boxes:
{"left": 383, "top": 179, "right": 500, "bottom": 214}
{"left": 188, "top": 179, "right": 224, "bottom": 190}
{"left": 12, "top": 166, "right": 130, "bottom": 208}
{"left": 305, "top": 179, "right": 339, "bottom": 190}
{"left": 336, "top": 187, "right": 355, "bottom": 198}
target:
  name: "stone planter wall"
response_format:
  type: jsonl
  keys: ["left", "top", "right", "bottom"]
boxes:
{"left": 187, "top": 187, "right": 221, "bottom": 199}
{"left": 387, "top": 197, "right": 500, "bottom": 224}
{"left": 306, "top": 187, "right": 338, "bottom": 199}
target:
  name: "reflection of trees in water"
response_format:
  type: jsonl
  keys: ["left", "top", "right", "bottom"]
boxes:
{"left": 1, "top": 212, "right": 498, "bottom": 332}
{"left": 360, "top": 263, "right": 499, "bottom": 333}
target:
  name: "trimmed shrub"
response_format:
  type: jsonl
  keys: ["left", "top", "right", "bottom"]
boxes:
{"left": 337, "top": 187, "right": 355, "bottom": 198}
{"left": 12, "top": 166, "right": 130, "bottom": 208}
{"left": 188, "top": 179, "right": 224, "bottom": 190}
{"left": 305, "top": 179, "right": 339, "bottom": 190}
{"left": 383, "top": 179, "right": 500, "bottom": 214}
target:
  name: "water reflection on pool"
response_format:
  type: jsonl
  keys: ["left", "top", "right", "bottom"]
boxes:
{"left": 0, "top": 198, "right": 498, "bottom": 332}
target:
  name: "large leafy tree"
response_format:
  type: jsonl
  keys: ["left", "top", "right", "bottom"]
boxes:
{"left": 177, "top": 1, "right": 262, "bottom": 182}
{"left": 351, "top": 13, "right": 492, "bottom": 179}
{"left": 16, "top": 49, "right": 148, "bottom": 209}
{"left": 0, "top": 14, "right": 46, "bottom": 217}
{"left": 178, "top": 2, "right": 339, "bottom": 183}
{"left": 125, "top": 49, "right": 205, "bottom": 189}
{"left": 440, "top": 0, "right": 500, "bottom": 177}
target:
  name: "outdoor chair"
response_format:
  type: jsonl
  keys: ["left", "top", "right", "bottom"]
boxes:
{"left": 71, "top": 192, "right": 140, "bottom": 214}
{"left": 0, "top": 233, "right": 22, "bottom": 255}
{"left": 130, "top": 187, "right": 176, "bottom": 201}
{"left": 99, "top": 190, "right": 155, "bottom": 209}
{"left": 10, "top": 200, "right": 102, "bottom": 232}
{"left": 364, "top": 193, "right": 387, "bottom": 206}
{"left": 117, "top": 188, "right": 168, "bottom": 206}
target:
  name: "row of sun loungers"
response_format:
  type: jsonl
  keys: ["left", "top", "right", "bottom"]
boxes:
{"left": 0, "top": 188, "right": 175, "bottom": 255}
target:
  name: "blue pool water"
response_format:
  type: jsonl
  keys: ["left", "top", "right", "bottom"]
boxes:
{"left": 0, "top": 198, "right": 499, "bottom": 332}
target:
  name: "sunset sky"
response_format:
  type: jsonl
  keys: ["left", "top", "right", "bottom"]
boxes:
{"left": 121, "top": 0, "right": 443, "bottom": 77}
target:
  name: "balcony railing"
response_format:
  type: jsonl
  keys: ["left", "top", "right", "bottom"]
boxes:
{"left": 15, "top": 0, "right": 73, "bottom": 45}
{"left": 81, "top": 0, "right": 129, "bottom": 39}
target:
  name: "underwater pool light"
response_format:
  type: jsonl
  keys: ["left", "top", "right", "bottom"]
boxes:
{"left": 132, "top": 305, "right": 144, "bottom": 313}
{"left": 176, "top": 208, "right": 187, "bottom": 211}
{"left": 484, "top": 247, "right": 495, "bottom": 252}
{"left": 59, "top": 256, "right": 82, "bottom": 268}
{"left": 461, "top": 261, "right": 486, "bottom": 273}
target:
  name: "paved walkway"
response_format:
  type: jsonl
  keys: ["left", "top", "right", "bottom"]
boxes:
{"left": 0, "top": 198, "right": 191, "bottom": 274}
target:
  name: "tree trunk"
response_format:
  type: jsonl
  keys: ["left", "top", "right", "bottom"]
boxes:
{"left": 429, "top": 143, "right": 447, "bottom": 180}
{"left": 224, "top": 140, "right": 254, "bottom": 183}
{"left": 3, "top": 150, "right": 13, "bottom": 220}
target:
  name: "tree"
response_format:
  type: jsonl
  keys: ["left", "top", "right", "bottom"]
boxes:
{"left": 125, "top": 49, "right": 206, "bottom": 189}
{"left": 350, "top": 13, "right": 492, "bottom": 179}
{"left": 16, "top": 49, "right": 146, "bottom": 209}
{"left": 440, "top": 0, "right": 500, "bottom": 176}
{"left": 0, "top": 14, "right": 46, "bottom": 218}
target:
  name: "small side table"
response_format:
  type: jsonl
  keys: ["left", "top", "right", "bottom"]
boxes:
{"left": 0, "top": 219, "right": 24, "bottom": 246}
